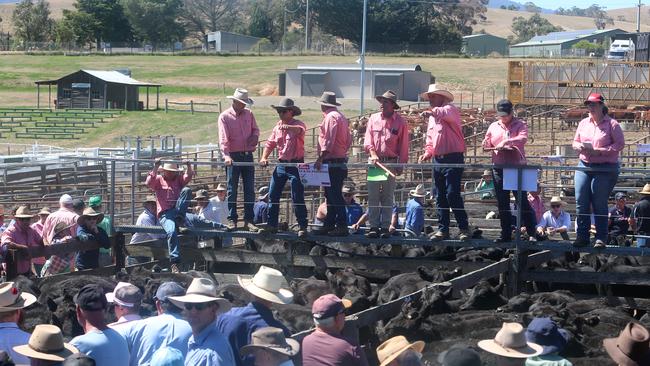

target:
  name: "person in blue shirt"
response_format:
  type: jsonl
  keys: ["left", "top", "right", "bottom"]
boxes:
{"left": 120, "top": 282, "right": 193, "bottom": 366}
{"left": 0, "top": 282, "right": 37, "bottom": 365}
{"left": 217, "top": 266, "right": 293, "bottom": 366}
{"left": 253, "top": 186, "right": 270, "bottom": 226}
{"left": 405, "top": 184, "right": 426, "bottom": 237}
{"left": 343, "top": 184, "right": 364, "bottom": 228}
{"left": 168, "top": 278, "right": 235, "bottom": 366}
{"left": 75, "top": 207, "right": 110, "bottom": 271}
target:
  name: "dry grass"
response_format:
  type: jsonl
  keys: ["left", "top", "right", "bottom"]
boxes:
{"left": 0, "top": 0, "right": 74, "bottom": 33}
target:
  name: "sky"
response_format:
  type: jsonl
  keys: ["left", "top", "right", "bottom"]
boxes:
{"left": 530, "top": 0, "right": 643, "bottom": 10}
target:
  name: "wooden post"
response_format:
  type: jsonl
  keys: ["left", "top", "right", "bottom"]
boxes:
{"left": 146, "top": 87, "right": 150, "bottom": 110}
{"left": 124, "top": 85, "right": 128, "bottom": 111}
{"left": 113, "top": 233, "right": 126, "bottom": 272}
{"left": 48, "top": 84, "right": 51, "bottom": 110}
{"left": 165, "top": 98, "right": 168, "bottom": 113}
{"left": 156, "top": 86, "right": 160, "bottom": 110}
{"left": 37, "top": 85, "right": 40, "bottom": 109}
{"left": 190, "top": 100, "right": 194, "bottom": 114}
{"left": 5, "top": 249, "right": 18, "bottom": 280}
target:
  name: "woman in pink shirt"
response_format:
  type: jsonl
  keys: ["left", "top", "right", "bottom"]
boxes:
{"left": 482, "top": 99, "right": 538, "bottom": 243}
{"left": 572, "top": 93, "right": 625, "bottom": 248}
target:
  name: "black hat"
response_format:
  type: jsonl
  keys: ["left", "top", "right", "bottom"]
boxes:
{"left": 72, "top": 198, "right": 85, "bottom": 211}
{"left": 74, "top": 284, "right": 107, "bottom": 311}
{"left": 496, "top": 99, "right": 513, "bottom": 117}
{"left": 438, "top": 344, "right": 482, "bottom": 366}
{"left": 63, "top": 353, "right": 96, "bottom": 366}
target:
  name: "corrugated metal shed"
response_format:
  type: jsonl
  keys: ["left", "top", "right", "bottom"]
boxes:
{"left": 514, "top": 29, "right": 619, "bottom": 46}
{"left": 296, "top": 64, "right": 422, "bottom": 71}
{"left": 510, "top": 28, "right": 625, "bottom": 58}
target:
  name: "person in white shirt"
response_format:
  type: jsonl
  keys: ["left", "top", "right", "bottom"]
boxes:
{"left": 128, "top": 195, "right": 164, "bottom": 265}
{"left": 205, "top": 184, "right": 231, "bottom": 247}
{"left": 536, "top": 196, "right": 571, "bottom": 241}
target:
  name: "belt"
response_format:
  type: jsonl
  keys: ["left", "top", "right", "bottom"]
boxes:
{"left": 323, "top": 158, "right": 347, "bottom": 163}
{"left": 230, "top": 151, "right": 253, "bottom": 157}
{"left": 279, "top": 159, "right": 304, "bottom": 163}
{"left": 434, "top": 152, "right": 463, "bottom": 160}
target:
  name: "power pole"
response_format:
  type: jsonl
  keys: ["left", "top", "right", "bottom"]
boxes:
{"left": 305, "top": 0, "right": 309, "bottom": 52}
{"left": 637, "top": 0, "right": 642, "bottom": 33}
{"left": 359, "top": 0, "right": 368, "bottom": 115}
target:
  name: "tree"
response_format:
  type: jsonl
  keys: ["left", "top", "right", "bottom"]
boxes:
{"left": 523, "top": 2, "right": 541, "bottom": 13}
{"left": 500, "top": 5, "right": 506, "bottom": 9}
{"left": 584, "top": 5, "right": 614, "bottom": 29}
{"left": 179, "top": 0, "right": 239, "bottom": 45}
{"left": 12, "top": 0, "right": 53, "bottom": 43}
{"left": 72, "top": 0, "right": 132, "bottom": 47}
{"left": 56, "top": 10, "right": 98, "bottom": 47}
{"left": 122, "top": 0, "right": 185, "bottom": 46}
{"left": 509, "top": 13, "right": 562, "bottom": 44}
{"left": 507, "top": 4, "right": 520, "bottom": 10}
{"left": 248, "top": 1, "right": 272, "bottom": 39}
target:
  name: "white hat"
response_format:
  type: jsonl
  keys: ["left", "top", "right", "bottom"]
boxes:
{"left": 409, "top": 184, "right": 427, "bottom": 198}
{"left": 478, "top": 322, "right": 543, "bottom": 358}
{"left": 0, "top": 282, "right": 37, "bottom": 312}
{"left": 168, "top": 278, "right": 232, "bottom": 313}
{"left": 159, "top": 163, "right": 184, "bottom": 172}
{"left": 420, "top": 84, "right": 454, "bottom": 102}
{"left": 227, "top": 88, "right": 254, "bottom": 105}
{"left": 59, "top": 194, "right": 73, "bottom": 206}
{"left": 237, "top": 266, "right": 293, "bottom": 305}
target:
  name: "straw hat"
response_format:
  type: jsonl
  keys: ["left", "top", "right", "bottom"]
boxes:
{"left": 77, "top": 207, "right": 104, "bottom": 225}
{"left": 216, "top": 184, "right": 226, "bottom": 192}
{"left": 160, "top": 163, "right": 184, "bottom": 172}
{"left": 237, "top": 266, "right": 293, "bottom": 305}
{"left": 38, "top": 207, "right": 51, "bottom": 216}
{"left": 13, "top": 324, "right": 78, "bottom": 362}
{"left": 240, "top": 327, "right": 300, "bottom": 357}
{"left": 227, "top": 88, "right": 254, "bottom": 105}
{"left": 420, "top": 84, "right": 454, "bottom": 102}
{"left": 168, "top": 278, "right": 231, "bottom": 312}
{"left": 549, "top": 196, "right": 565, "bottom": 206}
{"left": 316, "top": 91, "right": 341, "bottom": 107}
{"left": 409, "top": 184, "right": 427, "bottom": 198}
{"left": 604, "top": 322, "right": 650, "bottom": 366}
{"left": 271, "top": 97, "right": 302, "bottom": 116}
{"left": 482, "top": 169, "right": 492, "bottom": 177}
{"left": 376, "top": 336, "right": 425, "bottom": 366}
{"left": 640, "top": 183, "right": 650, "bottom": 195}
{"left": 14, "top": 206, "right": 34, "bottom": 219}
{"left": 478, "top": 322, "right": 543, "bottom": 358}
{"left": 0, "top": 282, "right": 37, "bottom": 312}
{"left": 375, "top": 90, "right": 400, "bottom": 109}
{"left": 195, "top": 189, "right": 209, "bottom": 200}
{"left": 144, "top": 195, "right": 156, "bottom": 204}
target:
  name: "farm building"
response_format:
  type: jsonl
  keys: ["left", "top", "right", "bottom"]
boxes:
{"left": 509, "top": 28, "right": 625, "bottom": 58}
{"left": 35, "top": 70, "right": 161, "bottom": 111}
{"left": 206, "top": 31, "right": 261, "bottom": 53}
{"left": 462, "top": 34, "right": 508, "bottom": 56}
{"left": 283, "top": 64, "right": 432, "bottom": 101}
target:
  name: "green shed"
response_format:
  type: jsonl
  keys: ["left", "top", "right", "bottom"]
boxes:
{"left": 462, "top": 34, "right": 508, "bottom": 56}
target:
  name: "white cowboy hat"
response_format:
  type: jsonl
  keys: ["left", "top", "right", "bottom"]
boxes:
{"left": 159, "top": 163, "right": 184, "bottom": 172}
{"left": 240, "top": 327, "right": 300, "bottom": 357}
{"left": 549, "top": 196, "right": 565, "bottom": 206}
{"left": 237, "top": 266, "right": 293, "bottom": 305}
{"left": 0, "top": 282, "right": 37, "bottom": 312}
{"left": 478, "top": 322, "right": 543, "bottom": 358}
{"left": 420, "top": 84, "right": 454, "bottom": 102}
{"left": 376, "top": 336, "right": 425, "bottom": 366}
{"left": 13, "top": 324, "right": 78, "bottom": 362}
{"left": 227, "top": 88, "right": 254, "bottom": 105}
{"left": 640, "top": 183, "right": 650, "bottom": 195}
{"left": 409, "top": 184, "right": 427, "bottom": 198}
{"left": 168, "top": 278, "right": 232, "bottom": 313}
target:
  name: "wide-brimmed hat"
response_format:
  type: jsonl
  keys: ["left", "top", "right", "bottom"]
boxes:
{"left": 258, "top": 186, "right": 270, "bottom": 200}
{"left": 168, "top": 278, "right": 232, "bottom": 313}
{"left": 13, "top": 324, "right": 78, "bottom": 362}
{"left": 375, "top": 90, "right": 400, "bottom": 109}
{"left": 216, "top": 184, "right": 226, "bottom": 192}
{"left": 549, "top": 196, "right": 565, "bottom": 206}
{"left": 160, "top": 163, "right": 184, "bottom": 172}
{"left": 77, "top": 207, "right": 104, "bottom": 225}
{"left": 53, "top": 222, "right": 73, "bottom": 238}
{"left": 410, "top": 184, "right": 427, "bottom": 198}
{"left": 420, "top": 84, "right": 454, "bottom": 102}
{"left": 640, "top": 183, "right": 650, "bottom": 195}
{"left": 38, "top": 207, "right": 52, "bottom": 215}
{"left": 604, "top": 322, "right": 650, "bottom": 366}
{"left": 14, "top": 206, "right": 35, "bottom": 219}
{"left": 144, "top": 195, "right": 156, "bottom": 204}
{"left": 376, "top": 336, "right": 425, "bottom": 366}
{"left": 195, "top": 189, "right": 209, "bottom": 200}
{"left": 240, "top": 327, "right": 300, "bottom": 357}
{"left": 316, "top": 91, "right": 341, "bottom": 107}
{"left": 271, "top": 97, "right": 302, "bottom": 116}
{"left": 0, "top": 282, "right": 37, "bottom": 312}
{"left": 478, "top": 322, "right": 543, "bottom": 358}
{"left": 227, "top": 88, "right": 254, "bottom": 105}
{"left": 237, "top": 266, "right": 293, "bottom": 305}
{"left": 482, "top": 169, "right": 492, "bottom": 177}
{"left": 525, "top": 317, "right": 569, "bottom": 356}
{"left": 584, "top": 93, "right": 605, "bottom": 105}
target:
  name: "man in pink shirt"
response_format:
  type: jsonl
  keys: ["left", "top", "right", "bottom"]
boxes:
{"left": 146, "top": 158, "right": 193, "bottom": 273}
{"left": 42, "top": 194, "right": 79, "bottom": 245}
{"left": 313, "top": 91, "right": 352, "bottom": 237}
{"left": 417, "top": 85, "right": 471, "bottom": 241}
{"left": 482, "top": 99, "right": 538, "bottom": 243}
{"left": 29, "top": 207, "right": 50, "bottom": 274}
{"left": 572, "top": 93, "right": 625, "bottom": 248}
{"left": 218, "top": 88, "right": 260, "bottom": 232}
{"left": 363, "top": 90, "right": 409, "bottom": 239}
{"left": 1, "top": 206, "right": 43, "bottom": 277}
{"left": 259, "top": 98, "right": 308, "bottom": 238}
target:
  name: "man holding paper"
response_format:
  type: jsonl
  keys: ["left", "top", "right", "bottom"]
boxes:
{"left": 313, "top": 92, "right": 352, "bottom": 237}
{"left": 363, "top": 90, "right": 409, "bottom": 239}
{"left": 259, "top": 98, "right": 309, "bottom": 238}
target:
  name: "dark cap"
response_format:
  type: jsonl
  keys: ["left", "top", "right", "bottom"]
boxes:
{"left": 63, "top": 353, "right": 96, "bottom": 366}
{"left": 154, "top": 282, "right": 186, "bottom": 302}
{"left": 615, "top": 192, "right": 628, "bottom": 200}
{"left": 496, "top": 99, "right": 513, "bottom": 117}
{"left": 312, "top": 294, "right": 351, "bottom": 319}
{"left": 72, "top": 198, "right": 85, "bottom": 211}
{"left": 74, "top": 284, "right": 108, "bottom": 311}
{"left": 438, "top": 345, "right": 482, "bottom": 366}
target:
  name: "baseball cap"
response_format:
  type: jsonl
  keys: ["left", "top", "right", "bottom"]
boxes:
{"left": 88, "top": 196, "right": 102, "bottom": 208}
{"left": 584, "top": 93, "right": 605, "bottom": 104}
{"left": 105, "top": 282, "right": 142, "bottom": 307}
{"left": 74, "top": 284, "right": 108, "bottom": 311}
{"left": 496, "top": 99, "right": 513, "bottom": 117}
{"left": 312, "top": 294, "right": 351, "bottom": 319}
{"left": 72, "top": 198, "right": 85, "bottom": 211}
{"left": 63, "top": 353, "right": 96, "bottom": 366}
{"left": 154, "top": 282, "right": 186, "bottom": 302}
{"left": 59, "top": 194, "right": 73, "bottom": 206}
{"left": 615, "top": 192, "right": 627, "bottom": 200}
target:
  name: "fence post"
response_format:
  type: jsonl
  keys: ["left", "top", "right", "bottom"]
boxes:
{"left": 131, "top": 163, "right": 136, "bottom": 224}
{"left": 190, "top": 100, "right": 194, "bottom": 114}
{"left": 219, "top": 101, "right": 222, "bottom": 114}
{"left": 110, "top": 160, "right": 116, "bottom": 235}
{"left": 165, "top": 99, "right": 168, "bottom": 113}
{"left": 113, "top": 233, "right": 126, "bottom": 272}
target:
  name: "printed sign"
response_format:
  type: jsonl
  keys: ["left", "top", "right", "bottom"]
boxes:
{"left": 298, "top": 163, "right": 331, "bottom": 187}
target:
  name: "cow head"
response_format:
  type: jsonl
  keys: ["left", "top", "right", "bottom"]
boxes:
{"left": 459, "top": 280, "right": 507, "bottom": 311}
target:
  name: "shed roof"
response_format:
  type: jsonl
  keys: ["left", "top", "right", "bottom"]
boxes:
{"left": 35, "top": 70, "right": 161, "bottom": 87}
{"left": 296, "top": 64, "right": 422, "bottom": 71}
{"left": 463, "top": 34, "right": 506, "bottom": 40}
{"left": 512, "top": 28, "right": 624, "bottom": 47}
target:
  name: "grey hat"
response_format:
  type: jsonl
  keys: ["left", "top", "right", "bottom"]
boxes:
{"left": 258, "top": 186, "right": 270, "bottom": 200}
{"left": 271, "top": 98, "right": 302, "bottom": 116}
{"left": 375, "top": 90, "right": 400, "bottom": 109}
{"left": 316, "top": 91, "right": 341, "bottom": 107}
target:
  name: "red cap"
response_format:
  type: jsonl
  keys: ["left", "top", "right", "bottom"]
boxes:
{"left": 584, "top": 93, "right": 604, "bottom": 104}
{"left": 311, "top": 294, "right": 352, "bottom": 319}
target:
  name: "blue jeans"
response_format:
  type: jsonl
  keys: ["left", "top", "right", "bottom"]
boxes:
{"left": 433, "top": 153, "right": 469, "bottom": 233}
{"left": 267, "top": 164, "right": 308, "bottom": 228}
{"left": 159, "top": 187, "right": 191, "bottom": 263}
{"left": 324, "top": 162, "right": 348, "bottom": 228}
{"left": 575, "top": 161, "right": 619, "bottom": 241}
{"left": 226, "top": 152, "right": 255, "bottom": 223}
{"left": 492, "top": 168, "right": 537, "bottom": 239}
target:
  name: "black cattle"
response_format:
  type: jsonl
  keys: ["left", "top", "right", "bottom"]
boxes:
{"left": 377, "top": 272, "right": 429, "bottom": 305}
{"left": 271, "top": 303, "right": 314, "bottom": 333}
{"left": 459, "top": 280, "right": 507, "bottom": 311}
{"left": 290, "top": 278, "right": 331, "bottom": 306}
{"left": 325, "top": 268, "right": 376, "bottom": 313}
{"left": 416, "top": 266, "right": 463, "bottom": 283}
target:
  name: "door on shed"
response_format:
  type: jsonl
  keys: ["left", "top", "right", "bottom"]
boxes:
{"left": 373, "top": 73, "right": 404, "bottom": 99}
{"left": 301, "top": 72, "right": 329, "bottom": 97}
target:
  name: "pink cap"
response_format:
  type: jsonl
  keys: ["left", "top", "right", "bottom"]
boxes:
{"left": 584, "top": 93, "right": 604, "bottom": 104}
{"left": 311, "top": 294, "right": 351, "bottom": 319}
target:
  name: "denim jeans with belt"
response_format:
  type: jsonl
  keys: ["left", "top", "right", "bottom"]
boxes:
{"left": 575, "top": 160, "right": 619, "bottom": 242}
{"left": 324, "top": 160, "right": 348, "bottom": 228}
{"left": 159, "top": 187, "right": 191, "bottom": 263}
{"left": 267, "top": 161, "right": 308, "bottom": 228}
{"left": 433, "top": 152, "right": 469, "bottom": 233}
{"left": 492, "top": 168, "right": 537, "bottom": 239}
{"left": 226, "top": 152, "right": 255, "bottom": 223}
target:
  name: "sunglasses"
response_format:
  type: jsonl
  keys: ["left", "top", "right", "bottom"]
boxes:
{"left": 184, "top": 302, "right": 212, "bottom": 311}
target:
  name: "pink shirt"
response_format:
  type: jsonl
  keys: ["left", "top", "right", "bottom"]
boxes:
{"left": 29, "top": 222, "right": 46, "bottom": 265}
{"left": 265, "top": 119, "right": 306, "bottom": 160}
{"left": 363, "top": 111, "right": 410, "bottom": 163}
{"left": 217, "top": 107, "right": 260, "bottom": 157}
{"left": 146, "top": 170, "right": 192, "bottom": 216}
{"left": 528, "top": 194, "right": 544, "bottom": 223}
{"left": 2, "top": 222, "right": 43, "bottom": 274}
{"left": 42, "top": 208, "right": 78, "bottom": 244}
{"left": 482, "top": 118, "right": 529, "bottom": 165}
{"left": 318, "top": 108, "right": 352, "bottom": 159}
{"left": 424, "top": 103, "right": 466, "bottom": 157}
{"left": 572, "top": 115, "right": 625, "bottom": 164}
